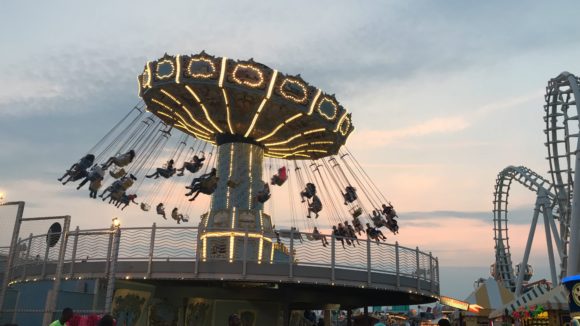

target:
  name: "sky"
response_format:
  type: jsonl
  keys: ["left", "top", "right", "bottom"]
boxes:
{"left": 1, "top": 0, "right": 579, "bottom": 300}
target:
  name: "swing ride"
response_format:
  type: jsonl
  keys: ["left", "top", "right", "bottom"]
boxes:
{"left": 48, "top": 51, "right": 439, "bottom": 311}
{"left": 58, "top": 51, "right": 399, "bottom": 252}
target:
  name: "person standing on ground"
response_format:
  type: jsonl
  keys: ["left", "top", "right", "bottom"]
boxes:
{"left": 50, "top": 307, "right": 73, "bottom": 326}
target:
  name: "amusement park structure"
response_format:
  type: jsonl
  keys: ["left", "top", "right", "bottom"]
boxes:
{"left": 492, "top": 72, "right": 580, "bottom": 297}
{"left": 0, "top": 52, "right": 438, "bottom": 325}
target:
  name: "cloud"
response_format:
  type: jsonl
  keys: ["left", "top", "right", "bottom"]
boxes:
{"left": 402, "top": 207, "right": 537, "bottom": 225}
{"left": 352, "top": 116, "right": 470, "bottom": 147}
{"left": 0, "top": 79, "right": 63, "bottom": 108}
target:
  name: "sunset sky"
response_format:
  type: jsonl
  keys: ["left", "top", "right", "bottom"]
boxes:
{"left": 1, "top": 0, "right": 579, "bottom": 299}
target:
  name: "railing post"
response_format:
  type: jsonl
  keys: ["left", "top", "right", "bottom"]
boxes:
{"left": 331, "top": 234, "right": 336, "bottom": 283}
{"left": 289, "top": 228, "right": 294, "bottom": 279}
{"left": 11, "top": 291, "right": 20, "bottom": 324}
{"left": 194, "top": 229, "right": 200, "bottom": 276}
{"left": 367, "top": 237, "right": 371, "bottom": 286}
{"left": 105, "top": 226, "right": 114, "bottom": 277}
{"left": 429, "top": 252, "right": 434, "bottom": 292}
{"left": 21, "top": 233, "right": 33, "bottom": 281}
{"left": 41, "top": 236, "right": 50, "bottom": 279}
{"left": 69, "top": 226, "right": 80, "bottom": 277}
{"left": 147, "top": 223, "right": 156, "bottom": 278}
{"left": 43, "top": 216, "right": 70, "bottom": 325}
{"left": 243, "top": 231, "right": 248, "bottom": 278}
{"left": 416, "top": 246, "right": 421, "bottom": 291}
{"left": 395, "top": 242, "right": 400, "bottom": 289}
{"left": 104, "top": 226, "right": 121, "bottom": 313}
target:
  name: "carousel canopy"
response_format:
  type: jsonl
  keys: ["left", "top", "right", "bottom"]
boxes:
{"left": 138, "top": 52, "right": 354, "bottom": 160}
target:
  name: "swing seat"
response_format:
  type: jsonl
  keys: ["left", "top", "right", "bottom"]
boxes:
{"left": 181, "top": 215, "right": 190, "bottom": 223}
{"left": 344, "top": 193, "right": 357, "bottom": 203}
{"left": 271, "top": 168, "right": 288, "bottom": 186}
{"left": 140, "top": 203, "right": 150, "bottom": 211}
{"left": 109, "top": 168, "right": 126, "bottom": 179}
{"left": 158, "top": 168, "right": 175, "bottom": 178}
{"left": 350, "top": 207, "right": 362, "bottom": 218}
{"left": 186, "top": 163, "right": 202, "bottom": 173}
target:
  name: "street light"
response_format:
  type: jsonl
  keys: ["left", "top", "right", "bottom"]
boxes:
{"left": 0, "top": 192, "right": 5, "bottom": 204}
{"left": 112, "top": 217, "right": 121, "bottom": 228}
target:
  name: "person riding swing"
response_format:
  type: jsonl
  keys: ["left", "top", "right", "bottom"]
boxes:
{"left": 103, "top": 150, "right": 136, "bottom": 169}
{"left": 337, "top": 223, "right": 353, "bottom": 246}
{"left": 270, "top": 166, "right": 288, "bottom": 186}
{"left": 77, "top": 164, "right": 106, "bottom": 190}
{"left": 332, "top": 225, "right": 346, "bottom": 249}
{"left": 300, "top": 183, "right": 316, "bottom": 202}
{"left": 100, "top": 174, "right": 136, "bottom": 202}
{"left": 342, "top": 185, "right": 358, "bottom": 205}
{"left": 371, "top": 209, "right": 388, "bottom": 228}
{"left": 187, "top": 169, "right": 219, "bottom": 202}
{"left": 381, "top": 203, "right": 398, "bottom": 219}
{"left": 352, "top": 215, "right": 365, "bottom": 235}
{"left": 307, "top": 194, "right": 322, "bottom": 219}
{"left": 58, "top": 154, "right": 95, "bottom": 185}
{"left": 156, "top": 203, "right": 166, "bottom": 219}
{"left": 344, "top": 221, "right": 360, "bottom": 245}
{"left": 177, "top": 154, "right": 205, "bottom": 176}
{"left": 146, "top": 159, "right": 176, "bottom": 179}
{"left": 186, "top": 168, "right": 216, "bottom": 195}
{"left": 312, "top": 227, "right": 329, "bottom": 247}
{"left": 365, "top": 223, "right": 387, "bottom": 244}
{"left": 256, "top": 182, "right": 271, "bottom": 204}
{"left": 171, "top": 207, "right": 184, "bottom": 224}
{"left": 116, "top": 194, "right": 138, "bottom": 210}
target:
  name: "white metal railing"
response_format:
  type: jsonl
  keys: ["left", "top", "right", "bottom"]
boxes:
{"left": 9, "top": 224, "right": 439, "bottom": 291}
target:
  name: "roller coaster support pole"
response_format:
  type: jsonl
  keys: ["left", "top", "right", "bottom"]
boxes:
{"left": 515, "top": 197, "right": 541, "bottom": 297}
{"left": 104, "top": 225, "right": 121, "bottom": 313}
{"left": 568, "top": 74, "right": 580, "bottom": 277}
{"left": 0, "top": 201, "right": 25, "bottom": 315}
{"left": 42, "top": 215, "right": 70, "bottom": 326}
{"left": 542, "top": 208, "right": 559, "bottom": 286}
{"left": 543, "top": 208, "right": 564, "bottom": 261}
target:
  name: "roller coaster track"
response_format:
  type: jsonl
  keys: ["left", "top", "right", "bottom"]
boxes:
{"left": 493, "top": 72, "right": 580, "bottom": 293}
{"left": 493, "top": 166, "right": 556, "bottom": 292}
{"left": 544, "top": 72, "right": 580, "bottom": 278}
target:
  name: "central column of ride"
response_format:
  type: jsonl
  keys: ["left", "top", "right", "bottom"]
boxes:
{"left": 200, "top": 135, "right": 282, "bottom": 263}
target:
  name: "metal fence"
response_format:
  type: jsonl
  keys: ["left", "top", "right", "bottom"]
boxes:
{"left": 1, "top": 223, "right": 439, "bottom": 324}
{"left": 8, "top": 224, "right": 438, "bottom": 288}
